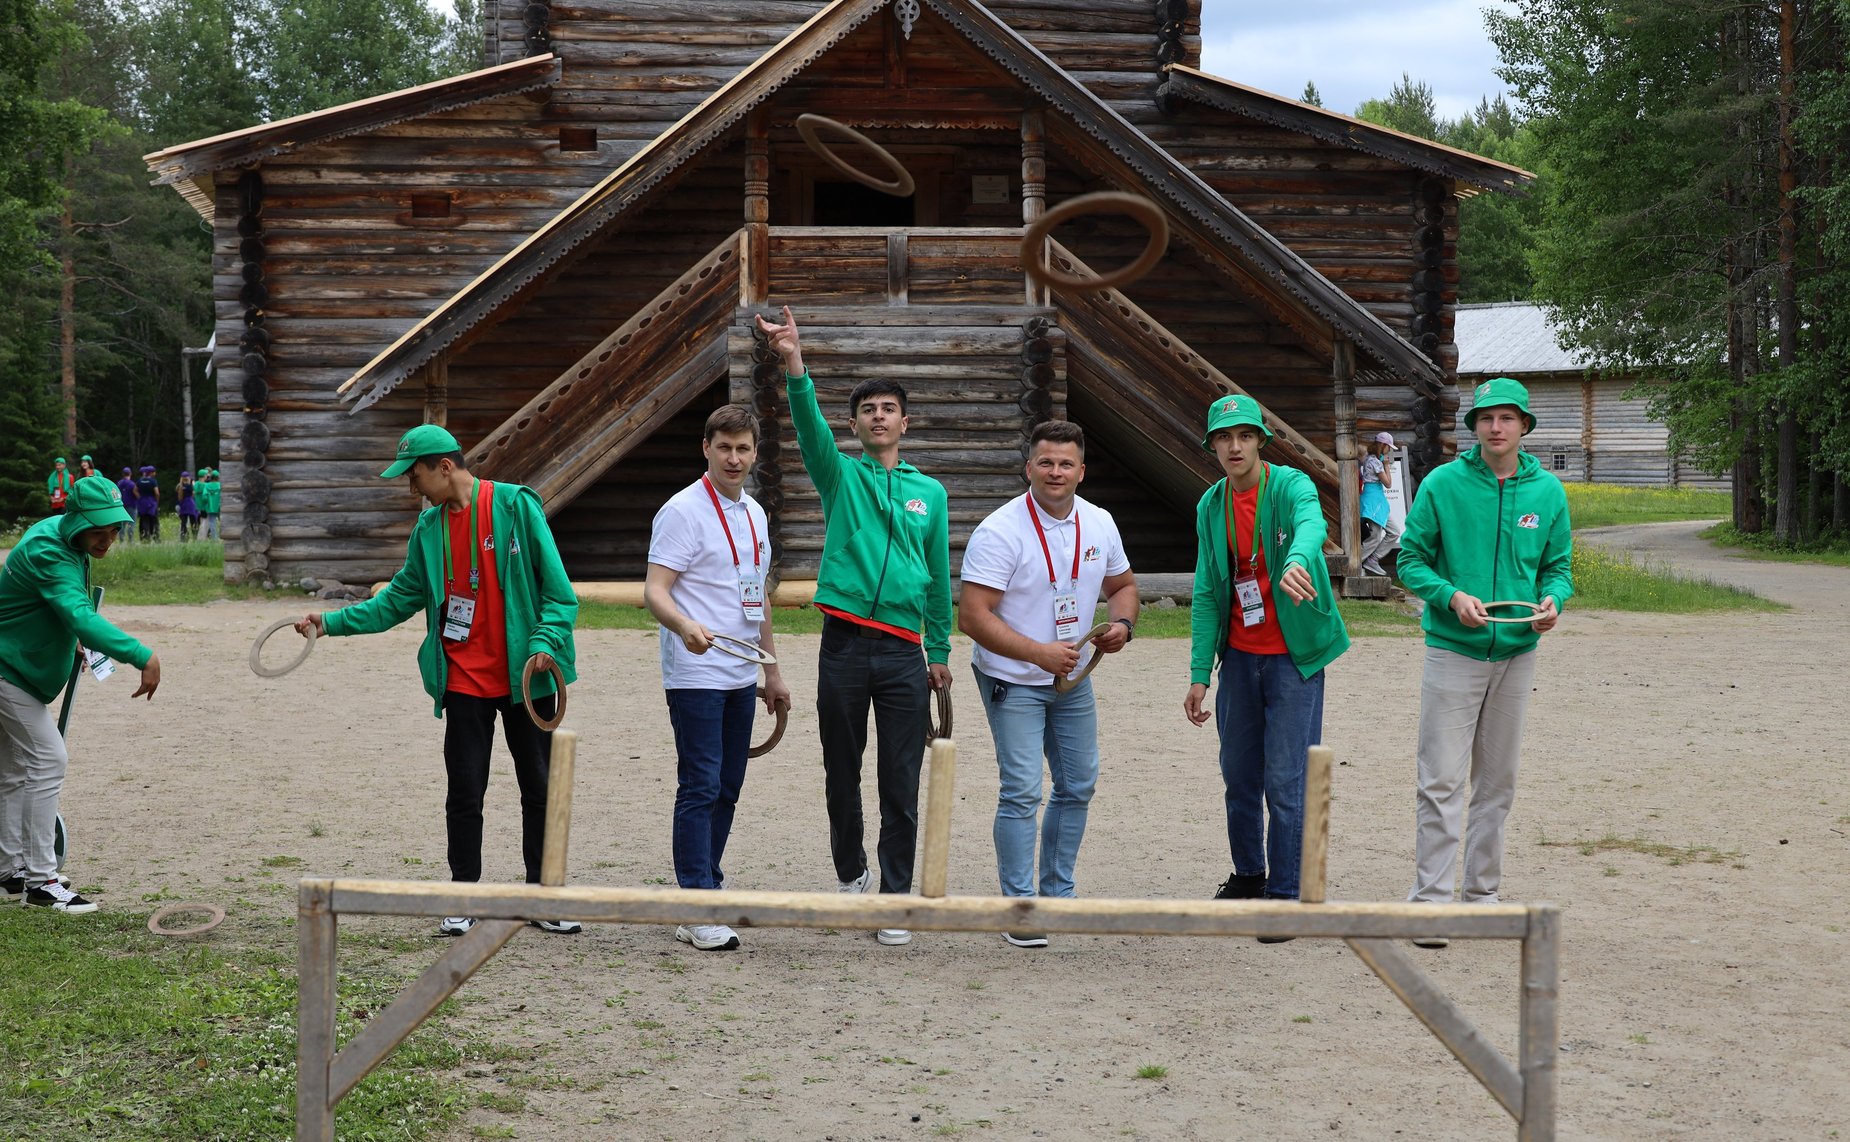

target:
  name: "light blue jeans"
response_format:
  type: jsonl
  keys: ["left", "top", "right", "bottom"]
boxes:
{"left": 972, "top": 665, "right": 1099, "bottom": 899}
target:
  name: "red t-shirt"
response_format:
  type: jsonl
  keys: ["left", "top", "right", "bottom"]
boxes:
{"left": 1226, "top": 478, "right": 1289, "bottom": 656}
{"left": 444, "top": 481, "right": 510, "bottom": 698}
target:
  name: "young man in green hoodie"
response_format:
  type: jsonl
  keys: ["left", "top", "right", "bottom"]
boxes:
{"left": 1397, "top": 377, "right": 1573, "bottom": 945}
{"left": 1183, "top": 395, "right": 1350, "bottom": 923}
{"left": 0, "top": 475, "right": 162, "bottom": 913}
{"left": 754, "top": 305, "right": 952, "bottom": 948}
{"left": 294, "top": 425, "right": 581, "bottom": 937}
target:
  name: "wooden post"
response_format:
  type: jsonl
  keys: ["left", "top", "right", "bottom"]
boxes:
{"left": 295, "top": 880, "right": 339, "bottom": 1142}
{"left": 743, "top": 111, "right": 770, "bottom": 307}
{"left": 1332, "top": 340, "right": 1361, "bottom": 576}
{"left": 1021, "top": 109, "right": 1046, "bottom": 305}
{"left": 541, "top": 729, "right": 576, "bottom": 887}
{"left": 423, "top": 355, "right": 448, "bottom": 428}
{"left": 887, "top": 231, "right": 909, "bottom": 305}
{"left": 920, "top": 738, "right": 957, "bottom": 898}
{"left": 1519, "top": 904, "right": 1561, "bottom": 1140}
{"left": 1298, "top": 745, "right": 1333, "bottom": 903}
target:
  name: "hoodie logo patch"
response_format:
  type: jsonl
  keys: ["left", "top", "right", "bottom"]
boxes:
{"left": 905, "top": 499, "right": 927, "bottom": 516}
{"left": 1517, "top": 513, "right": 1540, "bottom": 530}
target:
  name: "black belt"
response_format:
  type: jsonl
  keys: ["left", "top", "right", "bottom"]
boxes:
{"left": 825, "top": 613, "right": 903, "bottom": 641}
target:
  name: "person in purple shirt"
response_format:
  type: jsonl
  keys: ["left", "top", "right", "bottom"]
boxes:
{"left": 134, "top": 466, "right": 160, "bottom": 541}
{"left": 175, "top": 472, "right": 199, "bottom": 542}
{"left": 115, "top": 469, "right": 137, "bottom": 543}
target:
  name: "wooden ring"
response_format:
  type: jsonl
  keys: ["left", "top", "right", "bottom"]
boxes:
{"left": 147, "top": 902, "right": 227, "bottom": 937}
{"left": 1481, "top": 600, "right": 1548, "bottom": 624}
{"left": 749, "top": 687, "right": 789, "bottom": 758}
{"left": 1022, "top": 191, "right": 1170, "bottom": 292}
{"left": 795, "top": 114, "right": 916, "bottom": 197}
{"left": 927, "top": 685, "right": 952, "bottom": 742}
{"left": 250, "top": 616, "right": 315, "bottom": 678}
{"left": 1052, "top": 623, "right": 1116, "bottom": 694}
{"left": 521, "top": 655, "right": 567, "bottom": 731}
{"left": 709, "top": 634, "right": 777, "bottom": 666}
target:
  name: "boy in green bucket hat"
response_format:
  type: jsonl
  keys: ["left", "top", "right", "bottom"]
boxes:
{"left": 0, "top": 475, "right": 163, "bottom": 913}
{"left": 293, "top": 424, "right": 583, "bottom": 937}
{"left": 1398, "top": 376, "right": 1573, "bottom": 947}
{"left": 1184, "top": 393, "right": 1349, "bottom": 933}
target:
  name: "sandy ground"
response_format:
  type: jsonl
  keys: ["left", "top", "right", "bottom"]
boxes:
{"left": 52, "top": 520, "right": 1847, "bottom": 1140}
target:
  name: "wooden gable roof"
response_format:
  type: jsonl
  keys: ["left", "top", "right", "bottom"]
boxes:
{"left": 336, "top": 0, "right": 1445, "bottom": 411}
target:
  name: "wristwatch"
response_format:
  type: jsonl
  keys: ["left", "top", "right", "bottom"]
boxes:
{"left": 1112, "top": 617, "right": 1135, "bottom": 642}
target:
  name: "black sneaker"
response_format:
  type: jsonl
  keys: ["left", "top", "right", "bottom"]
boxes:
{"left": 1213, "top": 873, "right": 1265, "bottom": 900}
{"left": 3, "top": 872, "right": 71, "bottom": 901}
{"left": 24, "top": 881, "right": 97, "bottom": 914}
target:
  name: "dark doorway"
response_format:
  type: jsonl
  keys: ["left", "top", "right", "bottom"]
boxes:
{"left": 813, "top": 180, "right": 915, "bottom": 226}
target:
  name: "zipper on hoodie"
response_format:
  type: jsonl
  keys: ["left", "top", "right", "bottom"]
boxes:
{"left": 1486, "top": 463, "right": 1506, "bottom": 661}
{"left": 867, "top": 463, "right": 896, "bottom": 616}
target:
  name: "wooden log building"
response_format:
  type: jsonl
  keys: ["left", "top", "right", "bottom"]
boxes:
{"left": 143, "top": 0, "right": 1530, "bottom": 589}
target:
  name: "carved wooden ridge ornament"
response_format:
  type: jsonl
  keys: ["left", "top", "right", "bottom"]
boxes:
{"left": 1022, "top": 191, "right": 1170, "bottom": 292}
{"left": 521, "top": 655, "right": 568, "bottom": 732}
{"left": 794, "top": 113, "right": 916, "bottom": 197}
{"left": 896, "top": 0, "right": 919, "bottom": 40}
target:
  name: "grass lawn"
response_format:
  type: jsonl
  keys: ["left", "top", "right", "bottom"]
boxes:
{"left": 1568, "top": 544, "right": 1781, "bottom": 613}
{"left": 1698, "top": 522, "right": 1850, "bottom": 567}
{"left": 1564, "top": 483, "right": 1730, "bottom": 529}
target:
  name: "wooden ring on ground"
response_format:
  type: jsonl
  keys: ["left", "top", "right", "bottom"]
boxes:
{"left": 521, "top": 655, "right": 567, "bottom": 731}
{"left": 750, "top": 687, "right": 789, "bottom": 758}
{"left": 709, "top": 634, "right": 777, "bottom": 666}
{"left": 1481, "top": 600, "right": 1548, "bottom": 624}
{"left": 795, "top": 114, "right": 916, "bottom": 197}
{"left": 250, "top": 616, "right": 315, "bottom": 678}
{"left": 1021, "top": 191, "right": 1170, "bottom": 292}
{"left": 147, "top": 902, "right": 227, "bottom": 937}
{"left": 927, "top": 685, "right": 952, "bottom": 742}
{"left": 1052, "top": 623, "right": 1116, "bottom": 694}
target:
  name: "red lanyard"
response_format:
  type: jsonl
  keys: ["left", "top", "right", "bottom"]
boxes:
{"left": 1025, "top": 495, "right": 1080, "bottom": 588}
{"left": 702, "top": 475, "right": 760, "bottom": 571}
{"left": 1224, "top": 463, "right": 1269, "bottom": 574}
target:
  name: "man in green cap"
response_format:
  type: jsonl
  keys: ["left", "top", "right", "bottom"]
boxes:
{"left": 294, "top": 424, "right": 582, "bottom": 937}
{"left": 199, "top": 468, "right": 221, "bottom": 540}
{"left": 1183, "top": 394, "right": 1349, "bottom": 929}
{"left": 46, "top": 458, "right": 74, "bottom": 515}
{"left": 1398, "top": 377, "right": 1573, "bottom": 947}
{"left": 1, "top": 475, "right": 162, "bottom": 913}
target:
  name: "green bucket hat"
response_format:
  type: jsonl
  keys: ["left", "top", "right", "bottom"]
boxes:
{"left": 1464, "top": 377, "right": 1536, "bottom": 434}
{"left": 1200, "top": 393, "right": 1275, "bottom": 450}
{"left": 380, "top": 424, "right": 462, "bottom": 478}
{"left": 68, "top": 474, "right": 134, "bottom": 530}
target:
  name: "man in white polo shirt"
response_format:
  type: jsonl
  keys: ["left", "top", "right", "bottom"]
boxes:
{"left": 957, "top": 420, "right": 1138, "bottom": 948}
{"left": 645, "top": 404, "right": 791, "bottom": 952}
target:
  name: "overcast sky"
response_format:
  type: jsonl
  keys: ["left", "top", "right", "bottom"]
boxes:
{"left": 1198, "top": 0, "right": 1518, "bottom": 122}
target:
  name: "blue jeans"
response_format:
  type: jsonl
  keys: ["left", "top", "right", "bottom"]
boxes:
{"left": 972, "top": 666, "right": 1099, "bottom": 898}
{"left": 1214, "top": 649, "right": 1325, "bottom": 899}
{"left": 665, "top": 686, "right": 755, "bottom": 890}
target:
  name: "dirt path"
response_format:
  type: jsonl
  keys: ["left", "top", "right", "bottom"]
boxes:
{"left": 52, "top": 528, "right": 1848, "bottom": 1139}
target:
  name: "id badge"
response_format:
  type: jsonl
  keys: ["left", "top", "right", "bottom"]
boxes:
{"left": 442, "top": 593, "right": 476, "bottom": 642}
{"left": 82, "top": 647, "right": 115, "bottom": 682}
{"left": 1235, "top": 574, "right": 1266, "bottom": 628}
{"left": 1053, "top": 592, "right": 1080, "bottom": 640}
{"left": 739, "top": 574, "right": 765, "bottom": 623}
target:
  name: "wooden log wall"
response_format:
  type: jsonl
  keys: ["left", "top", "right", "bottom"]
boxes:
{"left": 763, "top": 227, "right": 1022, "bottom": 305}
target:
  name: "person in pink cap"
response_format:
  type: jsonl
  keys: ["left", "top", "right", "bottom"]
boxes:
{"left": 1359, "top": 431, "right": 1399, "bottom": 576}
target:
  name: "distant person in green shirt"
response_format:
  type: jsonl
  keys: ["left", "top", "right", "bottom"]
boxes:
{"left": 199, "top": 467, "right": 221, "bottom": 540}
{"left": 46, "top": 458, "right": 74, "bottom": 515}
{"left": 0, "top": 476, "right": 162, "bottom": 914}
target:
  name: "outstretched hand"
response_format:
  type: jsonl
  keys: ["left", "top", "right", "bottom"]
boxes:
{"left": 754, "top": 305, "right": 804, "bottom": 375}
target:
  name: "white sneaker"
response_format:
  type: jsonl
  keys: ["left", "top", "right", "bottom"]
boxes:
{"left": 838, "top": 869, "right": 873, "bottom": 894}
{"left": 23, "top": 880, "right": 97, "bottom": 913}
{"left": 876, "top": 928, "right": 912, "bottom": 946}
{"left": 530, "top": 919, "right": 583, "bottom": 934}
{"left": 676, "top": 923, "right": 740, "bottom": 951}
{"left": 436, "top": 916, "right": 476, "bottom": 937}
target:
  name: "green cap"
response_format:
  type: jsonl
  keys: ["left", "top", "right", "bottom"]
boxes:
{"left": 1464, "top": 376, "right": 1536, "bottom": 434}
{"left": 80, "top": 454, "right": 92, "bottom": 462}
{"left": 68, "top": 474, "right": 134, "bottom": 529}
{"left": 1200, "top": 393, "right": 1274, "bottom": 450}
{"left": 55, "top": 457, "right": 66, "bottom": 465}
{"left": 380, "top": 424, "right": 462, "bottom": 478}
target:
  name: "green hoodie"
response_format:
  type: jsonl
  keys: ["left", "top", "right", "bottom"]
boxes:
{"left": 0, "top": 510, "right": 152, "bottom": 705}
{"left": 1397, "top": 445, "right": 1574, "bottom": 661}
{"left": 1190, "top": 463, "right": 1351, "bottom": 683}
{"left": 787, "top": 371, "right": 952, "bottom": 664}
{"left": 322, "top": 481, "right": 579, "bottom": 717}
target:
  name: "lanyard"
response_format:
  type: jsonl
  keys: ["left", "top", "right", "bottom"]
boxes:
{"left": 702, "top": 474, "right": 760, "bottom": 571}
{"left": 1026, "top": 495, "right": 1080, "bottom": 589}
{"left": 1224, "top": 463, "right": 1269, "bottom": 574}
{"left": 442, "top": 478, "right": 483, "bottom": 593}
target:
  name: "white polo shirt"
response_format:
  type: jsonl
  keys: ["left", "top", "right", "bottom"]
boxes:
{"left": 647, "top": 477, "right": 771, "bottom": 691}
{"left": 962, "top": 492, "right": 1130, "bottom": 686}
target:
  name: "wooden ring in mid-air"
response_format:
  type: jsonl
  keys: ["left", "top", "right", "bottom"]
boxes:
{"left": 1481, "top": 600, "right": 1548, "bottom": 624}
{"left": 521, "top": 655, "right": 568, "bottom": 731}
{"left": 1052, "top": 623, "right": 1117, "bottom": 694}
{"left": 750, "top": 687, "right": 789, "bottom": 758}
{"left": 148, "top": 902, "right": 227, "bottom": 937}
{"left": 250, "top": 616, "right": 315, "bottom": 678}
{"left": 795, "top": 113, "right": 916, "bottom": 197}
{"left": 709, "top": 634, "right": 777, "bottom": 666}
{"left": 927, "top": 685, "right": 952, "bottom": 742}
{"left": 1021, "top": 191, "right": 1170, "bottom": 292}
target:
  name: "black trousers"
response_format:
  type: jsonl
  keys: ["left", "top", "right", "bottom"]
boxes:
{"left": 816, "top": 618, "right": 930, "bottom": 894}
{"left": 441, "top": 690, "right": 555, "bottom": 884}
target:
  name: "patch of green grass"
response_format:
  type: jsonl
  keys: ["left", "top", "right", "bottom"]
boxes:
{"left": 1135, "top": 1064, "right": 1168, "bottom": 1080}
{"left": 0, "top": 907, "right": 485, "bottom": 1139}
{"left": 1564, "top": 484, "right": 1730, "bottom": 530}
{"left": 1699, "top": 522, "right": 1850, "bottom": 566}
{"left": 1291, "top": 1015, "right": 1313, "bottom": 1024}
{"left": 87, "top": 540, "right": 263, "bottom": 605}
{"left": 1542, "top": 832, "right": 1744, "bottom": 867}
{"left": 1570, "top": 546, "right": 1781, "bottom": 613}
